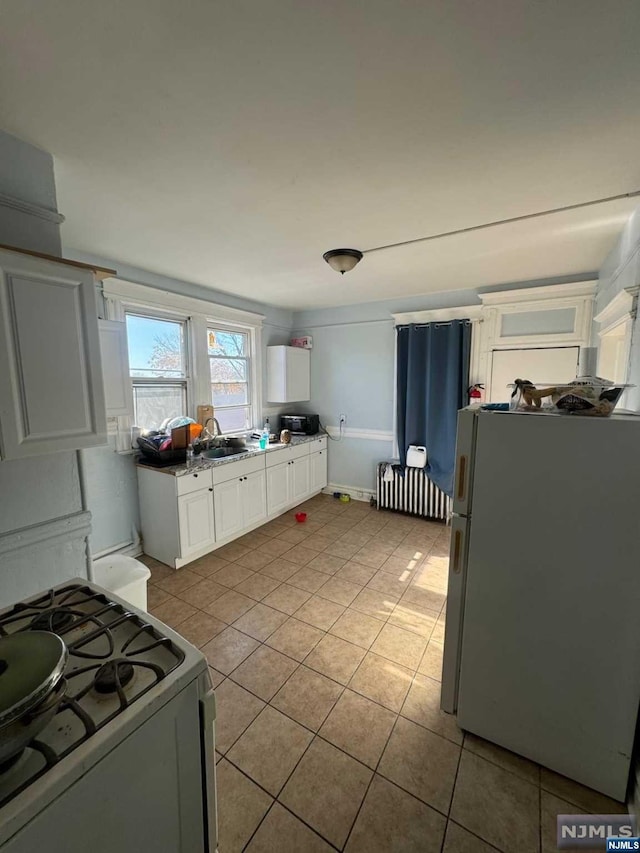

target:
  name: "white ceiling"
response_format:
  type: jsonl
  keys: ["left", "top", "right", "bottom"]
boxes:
{"left": 1, "top": 0, "right": 639, "bottom": 309}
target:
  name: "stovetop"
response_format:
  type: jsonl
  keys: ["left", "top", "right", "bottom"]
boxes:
{"left": 0, "top": 583, "right": 185, "bottom": 807}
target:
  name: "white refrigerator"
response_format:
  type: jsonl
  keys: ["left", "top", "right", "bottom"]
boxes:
{"left": 441, "top": 407, "right": 640, "bottom": 801}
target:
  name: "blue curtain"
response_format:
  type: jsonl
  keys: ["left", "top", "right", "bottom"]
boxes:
{"left": 396, "top": 320, "right": 471, "bottom": 497}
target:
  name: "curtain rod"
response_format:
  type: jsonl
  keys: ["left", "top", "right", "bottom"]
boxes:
{"left": 363, "top": 189, "right": 640, "bottom": 255}
{"left": 396, "top": 319, "right": 476, "bottom": 329}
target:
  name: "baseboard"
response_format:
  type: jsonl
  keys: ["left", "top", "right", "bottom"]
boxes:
{"left": 323, "top": 483, "right": 375, "bottom": 503}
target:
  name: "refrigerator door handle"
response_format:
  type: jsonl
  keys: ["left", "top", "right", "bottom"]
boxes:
{"left": 456, "top": 455, "right": 467, "bottom": 502}
{"left": 441, "top": 514, "right": 469, "bottom": 714}
{"left": 452, "top": 528, "right": 462, "bottom": 573}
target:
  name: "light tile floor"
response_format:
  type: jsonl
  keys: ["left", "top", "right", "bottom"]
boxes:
{"left": 143, "top": 494, "right": 625, "bottom": 853}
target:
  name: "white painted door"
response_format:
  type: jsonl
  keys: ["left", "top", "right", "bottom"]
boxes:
{"left": 266, "top": 461, "right": 290, "bottom": 516}
{"left": 241, "top": 469, "right": 267, "bottom": 528}
{"left": 213, "top": 478, "right": 244, "bottom": 541}
{"left": 488, "top": 347, "right": 580, "bottom": 403}
{"left": 309, "top": 450, "right": 327, "bottom": 493}
{"left": 0, "top": 250, "right": 107, "bottom": 458}
{"left": 290, "top": 456, "right": 310, "bottom": 503}
{"left": 178, "top": 489, "right": 215, "bottom": 559}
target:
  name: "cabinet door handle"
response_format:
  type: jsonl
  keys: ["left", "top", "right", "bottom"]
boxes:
{"left": 208, "top": 487, "right": 213, "bottom": 492}
{"left": 193, "top": 473, "right": 198, "bottom": 478}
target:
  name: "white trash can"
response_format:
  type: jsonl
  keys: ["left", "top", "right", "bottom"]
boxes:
{"left": 92, "top": 555, "right": 151, "bottom": 611}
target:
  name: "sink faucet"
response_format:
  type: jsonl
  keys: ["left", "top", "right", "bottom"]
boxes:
{"left": 203, "top": 416, "right": 221, "bottom": 436}
{"left": 202, "top": 417, "right": 223, "bottom": 446}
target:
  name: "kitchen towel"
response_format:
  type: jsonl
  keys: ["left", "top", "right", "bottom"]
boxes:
{"left": 406, "top": 445, "right": 428, "bottom": 468}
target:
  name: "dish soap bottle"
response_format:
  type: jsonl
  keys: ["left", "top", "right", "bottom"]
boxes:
{"left": 260, "top": 418, "right": 270, "bottom": 450}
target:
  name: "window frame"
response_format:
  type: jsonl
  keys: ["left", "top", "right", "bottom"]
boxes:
{"left": 206, "top": 322, "right": 253, "bottom": 434}
{"left": 102, "top": 279, "right": 264, "bottom": 439}
{"left": 125, "top": 310, "right": 191, "bottom": 429}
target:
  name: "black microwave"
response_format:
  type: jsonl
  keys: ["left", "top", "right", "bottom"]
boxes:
{"left": 280, "top": 414, "right": 320, "bottom": 435}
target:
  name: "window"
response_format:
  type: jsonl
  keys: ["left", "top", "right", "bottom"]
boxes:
{"left": 208, "top": 326, "right": 252, "bottom": 432}
{"left": 105, "top": 278, "right": 264, "bottom": 440}
{"left": 126, "top": 313, "right": 188, "bottom": 429}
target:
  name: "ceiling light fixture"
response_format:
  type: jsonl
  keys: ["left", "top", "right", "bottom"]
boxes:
{"left": 322, "top": 188, "right": 640, "bottom": 274}
{"left": 322, "top": 248, "right": 363, "bottom": 274}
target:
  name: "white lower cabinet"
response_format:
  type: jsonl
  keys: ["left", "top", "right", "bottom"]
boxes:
{"left": 266, "top": 455, "right": 311, "bottom": 517}
{"left": 243, "top": 469, "right": 267, "bottom": 527}
{"left": 212, "top": 477, "right": 244, "bottom": 542}
{"left": 310, "top": 449, "right": 328, "bottom": 493}
{"left": 213, "top": 469, "right": 267, "bottom": 542}
{"left": 178, "top": 489, "right": 215, "bottom": 560}
{"left": 139, "top": 437, "right": 328, "bottom": 568}
{"left": 266, "top": 463, "right": 290, "bottom": 516}
{"left": 290, "top": 456, "right": 310, "bottom": 503}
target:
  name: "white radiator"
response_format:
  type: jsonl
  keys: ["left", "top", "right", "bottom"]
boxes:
{"left": 376, "top": 463, "right": 452, "bottom": 521}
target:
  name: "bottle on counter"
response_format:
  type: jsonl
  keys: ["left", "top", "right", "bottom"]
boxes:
{"left": 186, "top": 443, "right": 195, "bottom": 467}
{"left": 259, "top": 418, "right": 270, "bottom": 450}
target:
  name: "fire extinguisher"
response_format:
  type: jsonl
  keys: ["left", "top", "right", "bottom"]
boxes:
{"left": 468, "top": 383, "right": 484, "bottom": 403}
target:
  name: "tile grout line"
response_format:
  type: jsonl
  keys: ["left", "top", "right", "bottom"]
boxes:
{"left": 446, "top": 819, "right": 504, "bottom": 853}
{"left": 240, "top": 797, "right": 342, "bottom": 853}
{"left": 439, "top": 722, "right": 466, "bottom": 853}
{"left": 538, "top": 772, "right": 543, "bottom": 853}
{"left": 222, "top": 659, "right": 462, "bottom": 844}
{"left": 218, "top": 646, "right": 451, "bottom": 840}
{"left": 147, "top": 498, "right": 453, "bottom": 846}
{"left": 218, "top": 755, "right": 342, "bottom": 852}
{"left": 339, "top": 711, "right": 403, "bottom": 851}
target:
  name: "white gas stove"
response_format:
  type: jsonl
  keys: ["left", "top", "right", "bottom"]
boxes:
{"left": 0, "top": 580, "right": 217, "bottom": 853}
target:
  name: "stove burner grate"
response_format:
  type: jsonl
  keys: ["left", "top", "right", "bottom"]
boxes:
{"left": 29, "top": 609, "right": 75, "bottom": 633}
{"left": 0, "top": 586, "right": 117, "bottom": 638}
{"left": 94, "top": 660, "right": 134, "bottom": 694}
{"left": 0, "top": 584, "right": 186, "bottom": 809}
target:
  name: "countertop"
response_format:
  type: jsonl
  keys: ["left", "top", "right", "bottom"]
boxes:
{"left": 135, "top": 433, "right": 325, "bottom": 477}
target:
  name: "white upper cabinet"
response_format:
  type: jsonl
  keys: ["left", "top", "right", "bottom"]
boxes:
{"left": 266, "top": 345, "right": 310, "bottom": 403}
{"left": 99, "top": 320, "right": 133, "bottom": 418}
{"left": 0, "top": 248, "right": 108, "bottom": 459}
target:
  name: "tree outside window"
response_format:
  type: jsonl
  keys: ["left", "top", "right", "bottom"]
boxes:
{"left": 208, "top": 328, "right": 251, "bottom": 432}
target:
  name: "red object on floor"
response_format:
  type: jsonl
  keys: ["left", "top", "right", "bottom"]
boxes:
{"left": 295, "top": 512, "right": 307, "bottom": 523}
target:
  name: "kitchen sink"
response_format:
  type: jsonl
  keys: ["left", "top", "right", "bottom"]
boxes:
{"left": 202, "top": 447, "right": 249, "bottom": 460}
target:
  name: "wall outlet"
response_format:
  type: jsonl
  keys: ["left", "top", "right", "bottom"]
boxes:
{"left": 339, "top": 413, "right": 347, "bottom": 426}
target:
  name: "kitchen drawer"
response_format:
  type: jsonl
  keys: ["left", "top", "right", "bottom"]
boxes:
{"left": 265, "top": 442, "right": 309, "bottom": 468}
{"left": 212, "top": 454, "right": 265, "bottom": 485}
{"left": 175, "top": 468, "right": 213, "bottom": 496}
{"left": 307, "top": 436, "right": 327, "bottom": 452}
